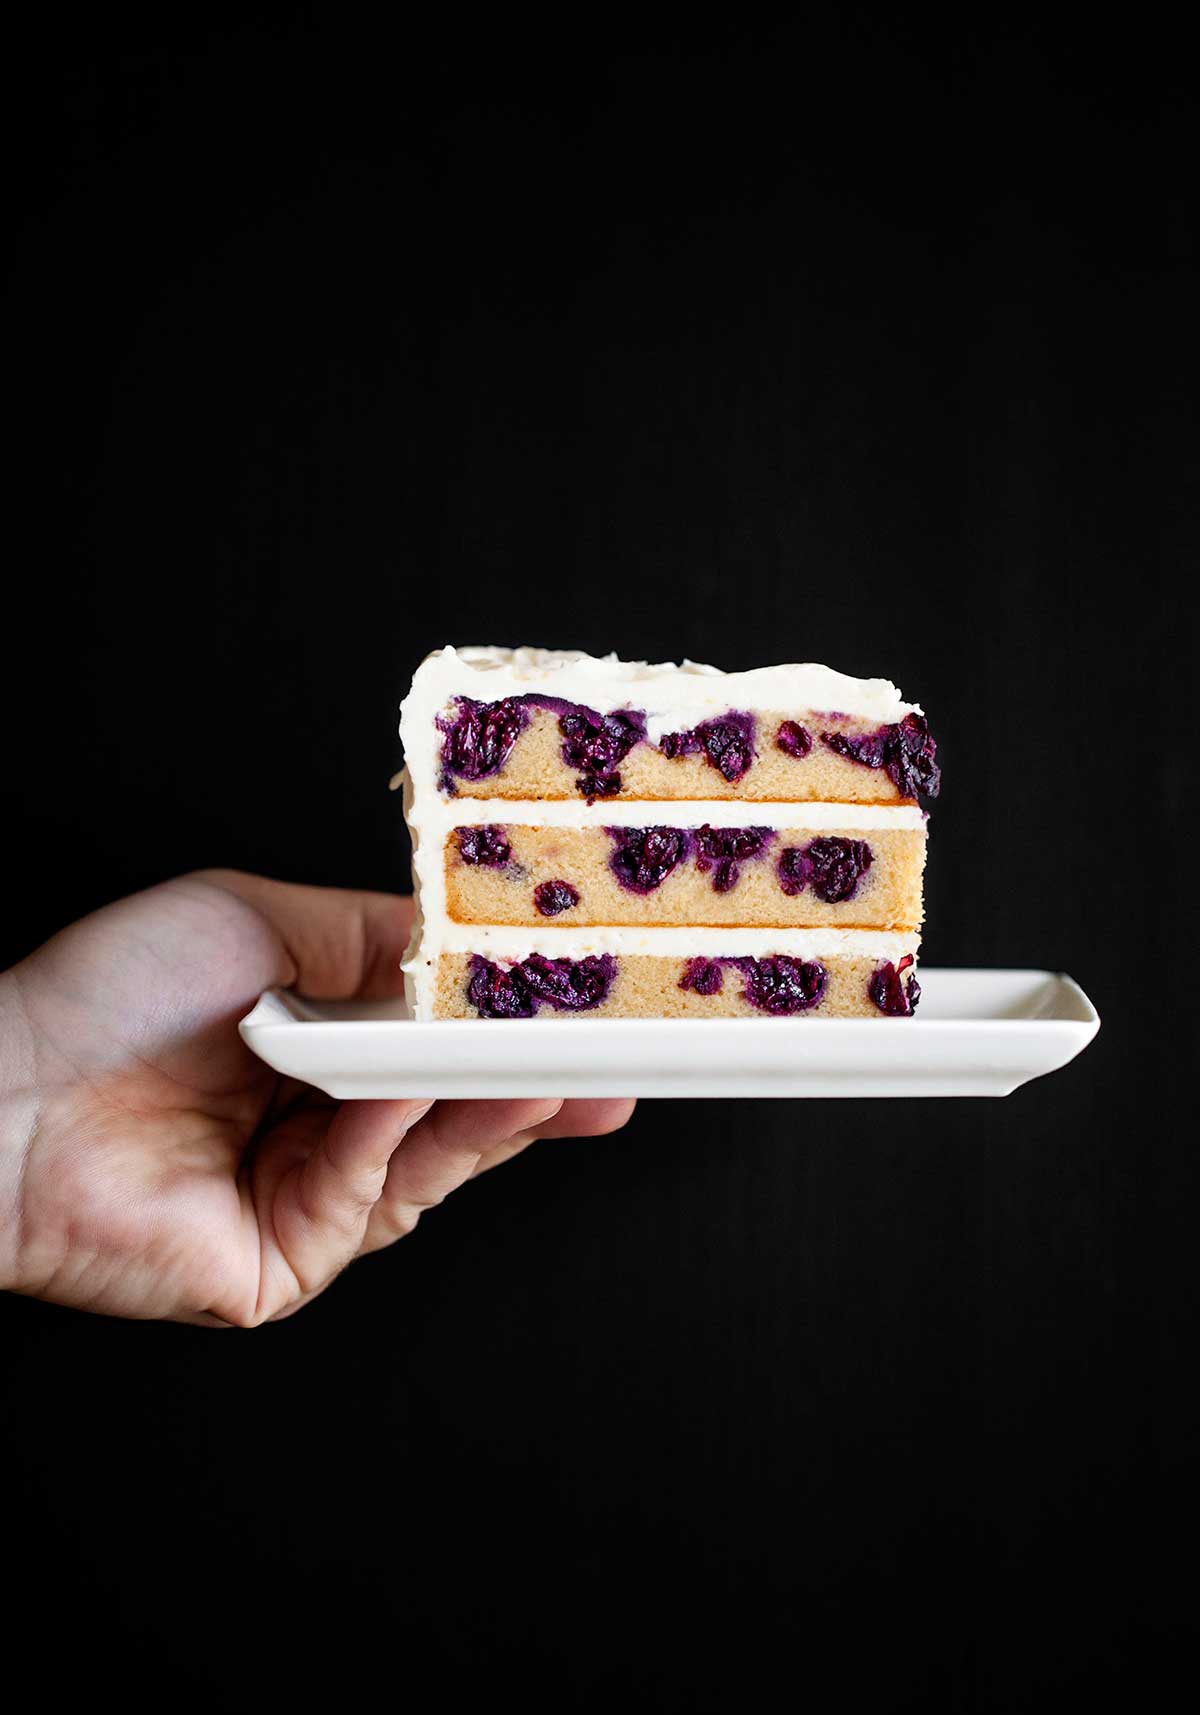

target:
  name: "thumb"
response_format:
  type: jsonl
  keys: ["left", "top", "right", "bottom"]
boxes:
{"left": 191, "top": 869, "right": 414, "bottom": 1000}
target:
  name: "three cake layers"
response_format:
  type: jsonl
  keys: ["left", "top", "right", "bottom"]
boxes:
{"left": 400, "top": 647, "right": 938, "bottom": 1020}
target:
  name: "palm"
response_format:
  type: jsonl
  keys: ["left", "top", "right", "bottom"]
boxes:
{"left": 2, "top": 871, "right": 633, "bottom": 1324}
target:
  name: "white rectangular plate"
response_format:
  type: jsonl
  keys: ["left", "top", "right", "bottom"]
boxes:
{"left": 239, "top": 968, "right": 1099, "bottom": 1100}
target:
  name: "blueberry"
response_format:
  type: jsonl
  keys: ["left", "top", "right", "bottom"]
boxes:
{"left": 658, "top": 729, "right": 700, "bottom": 761}
{"left": 698, "top": 716, "right": 756, "bottom": 781}
{"left": 822, "top": 714, "right": 940, "bottom": 802}
{"left": 534, "top": 880, "right": 580, "bottom": 916}
{"left": 775, "top": 720, "right": 813, "bottom": 759}
{"left": 776, "top": 847, "right": 811, "bottom": 896}
{"left": 582, "top": 771, "right": 623, "bottom": 800}
{"left": 868, "top": 955, "right": 921, "bottom": 1016}
{"left": 735, "top": 955, "right": 827, "bottom": 1014}
{"left": 804, "top": 836, "right": 873, "bottom": 903}
{"left": 887, "top": 714, "right": 941, "bottom": 801}
{"left": 679, "top": 958, "right": 724, "bottom": 995}
{"left": 518, "top": 953, "right": 617, "bottom": 1011}
{"left": 693, "top": 825, "right": 773, "bottom": 893}
{"left": 608, "top": 826, "right": 691, "bottom": 893}
{"left": 438, "top": 696, "right": 529, "bottom": 786}
{"left": 822, "top": 726, "right": 887, "bottom": 771}
{"left": 466, "top": 951, "right": 617, "bottom": 1016}
{"left": 467, "top": 956, "right": 535, "bottom": 1019}
{"left": 556, "top": 705, "right": 646, "bottom": 800}
{"left": 439, "top": 693, "right": 649, "bottom": 801}
{"left": 455, "top": 825, "right": 512, "bottom": 866}
{"left": 660, "top": 712, "right": 756, "bottom": 782}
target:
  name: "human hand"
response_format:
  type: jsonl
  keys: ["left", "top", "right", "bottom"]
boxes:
{"left": 0, "top": 871, "right": 634, "bottom": 1325}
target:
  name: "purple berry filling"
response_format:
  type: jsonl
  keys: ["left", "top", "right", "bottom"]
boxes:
{"left": 660, "top": 712, "right": 756, "bottom": 783}
{"left": 657, "top": 729, "right": 699, "bottom": 761}
{"left": 438, "top": 696, "right": 530, "bottom": 790}
{"left": 777, "top": 836, "right": 873, "bottom": 903}
{"left": 440, "top": 693, "right": 770, "bottom": 798}
{"left": 735, "top": 955, "right": 827, "bottom": 1014}
{"left": 467, "top": 952, "right": 617, "bottom": 1018}
{"left": 776, "top": 847, "right": 810, "bottom": 896}
{"left": 775, "top": 720, "right": 813, "bottom": 759}
{"left": 607, "top": 826, "right": 692, "bottom": 893}
{"left": 534, "top": 879, "right": 580, "bottom": 916}
{"left": 808, "top": 836, "right": 873, "bottom": 902}
{"left": 556, "top": 704, "right": 647, "bottom": 800}
{"left": 822, "top": 713, "right": 940, "bottom": 802}
{"left": 679, "top": 958, "right": 724, "bottom": 995}
{"left": 455, "top": 825, "right": 512, "bottom": 867}
{"left": 868, "top": 955, "right": 921, "bottom": 1016}
{"left": 677, "top": 955, "right": 826, "bottom": 1012}
{"left": 693, "top": 825, "right": 774, "bottom": 893}
{"left": 466, "top": 956, "right": 536, "bottom": 1019}
{"left": 521, "top": 952, "right": 616, "bottom": 1009}
{"left": 438, "top": 692, "right": 647, "bottom": 801}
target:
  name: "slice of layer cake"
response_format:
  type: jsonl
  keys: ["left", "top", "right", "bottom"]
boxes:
{"left": 399, "top": 647, "right": 938, "bottom": 1020}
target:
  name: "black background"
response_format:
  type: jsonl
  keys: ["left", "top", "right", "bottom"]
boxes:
{"left": 2, "top": 17, "right": 1193, "bottom": 1711}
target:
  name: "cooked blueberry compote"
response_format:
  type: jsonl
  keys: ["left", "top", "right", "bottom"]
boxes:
{"left": 734, "top": 956, "right": 827, "bottom": 1014}
{"left": 868, "top": 954, "right": 921, "bottom": 1016}
{"left": 822, "top": 713, "right": 940, "bottom": 802}
{"left": 455, "top": 825, "right": 512, "bottom": 866}
{"left": 775, "top": 720, "right": 813, "bottom": 759}
{"left": 438, "top": 696, "right": 529, "bottom": 790}
{"left": 693, "top": 825, "right": 773, "bottom": 893}
{"left": 777, "top": 836, "right": 873, "bottom": 903}
{"left": 608, "top": 826, "right": 691, "bottom": 893}
{"left": 678, "top": 957, "right": 724, "bottom": 995}
{"left": 659, "top": 712, "right": 756, "bottom": 782}
{"left": 467, "top": 952, "right": 617, "bottom": 1017}
{"left": 534, "top": 879, "right": 580, "bottom": 917}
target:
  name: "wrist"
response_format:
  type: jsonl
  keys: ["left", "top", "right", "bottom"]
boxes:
{"left": 0, "top": 969, "right": 39, "bottom": 1294}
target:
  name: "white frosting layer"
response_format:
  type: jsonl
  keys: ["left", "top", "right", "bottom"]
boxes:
{"left": 405, "top": 785, "right": 924, "bottom": 833}
{"left": 398, "top": 644, "right": 921, "bottom": 780}
{"left": 410, "top": 925, "right": 917, "bottom": 961}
